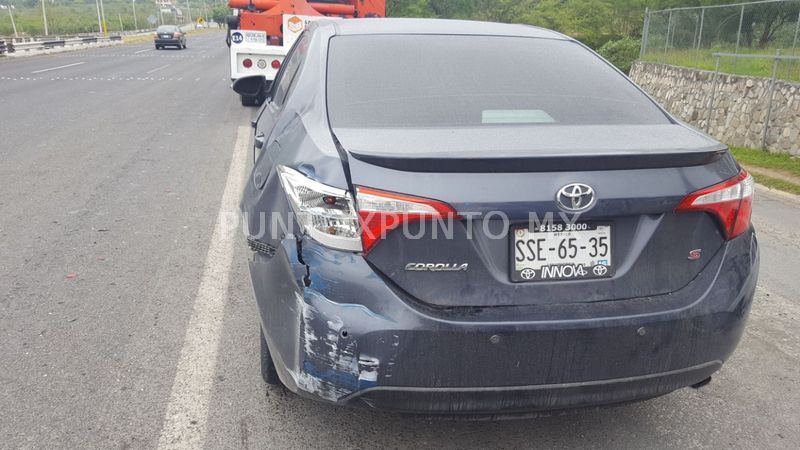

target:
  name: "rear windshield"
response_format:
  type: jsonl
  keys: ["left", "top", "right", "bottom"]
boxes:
{"left": 326, "top": 35, "right": 670, "bottom": 128}
{"left": 157, "top": 26, "right": 178, "bottom": 33}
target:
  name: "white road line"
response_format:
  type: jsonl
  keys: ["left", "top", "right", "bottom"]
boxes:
{"left": 134, "top": 48, "right": 153, "bottom": 54}
{"left": 31, "top": 62, "right": 85, "bottom": 74}
{"left": 156, "top": 126, "right": 249, "bottom": 450}
{"left": 146, "top": 64, "right": 170, "bottom": 74}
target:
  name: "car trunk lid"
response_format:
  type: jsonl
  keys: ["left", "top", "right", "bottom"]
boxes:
{"left": 335, "top": 124, "right": 739, "bottom": 308}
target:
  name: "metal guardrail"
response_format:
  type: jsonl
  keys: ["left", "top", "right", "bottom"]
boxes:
{"left": 0, "top": 29, "right": 153, "bottom": 56}
{"left": 4, "top": 35, "right": 124, "bottom": 54}
{"left": 706, "top": 51, "right": 800, "bottom": 148}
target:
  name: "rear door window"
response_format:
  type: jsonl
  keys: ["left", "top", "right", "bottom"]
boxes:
{"left": 271, "top": 33, "right": 309, "bottom": 108}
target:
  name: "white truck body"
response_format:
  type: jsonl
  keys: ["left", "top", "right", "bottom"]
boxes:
{"left": 228, "top": 14, "right": 328, "bottom": 83}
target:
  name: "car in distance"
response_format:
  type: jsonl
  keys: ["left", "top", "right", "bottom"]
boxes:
{"left": 237, "top": 19, "right": 759, "bottom": 414}
{"left": 154, "top": 25, "right": 186, "bottom": 50}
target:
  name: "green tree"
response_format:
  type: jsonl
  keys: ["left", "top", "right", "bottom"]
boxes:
{"left": 597, "top": 36, "right": 641, "bottom": 72}
{"left": 211, "top": 5, "right": 230, "bottom": 25}
{"left": 387, "top": 0, "right": 435, "bottom": 18}
{"left": 525, "top": 0, "right": 617, "bottom": 48}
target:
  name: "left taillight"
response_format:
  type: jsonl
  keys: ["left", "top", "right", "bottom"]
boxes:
{"left": 277, "top": 166, "right": 459, "bottom": 253}
{"left": 676, "top": 169, "right": 754, "bottom": 240}
{"left": 277, "top": 166, "right": 361, "bottom": 251}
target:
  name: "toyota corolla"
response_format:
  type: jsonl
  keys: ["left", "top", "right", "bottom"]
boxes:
{"left": 238, "top": 19, "right": 759, "bottom": 414}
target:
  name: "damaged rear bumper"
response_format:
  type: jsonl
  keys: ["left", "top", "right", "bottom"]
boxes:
{"left": 248, "top": 232, "right": 758, "bottom": 414}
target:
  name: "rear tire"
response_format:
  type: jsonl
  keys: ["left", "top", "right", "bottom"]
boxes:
{"left": 240, "top": 94, "right": 257, "bottom": 107}
{"left": 260, "top": 328, "right": 281, "bottom": 385}
{"left": 240, "top": 92, "right": 265, "bottom": 107}
{"left": 155, "top": 44, "right": 160, "bottom": 50}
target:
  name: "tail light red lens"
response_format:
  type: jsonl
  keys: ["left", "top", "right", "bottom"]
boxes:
{"left": 676, "top": 169, "right": 754, "bottom": 240}
{"left": 277, "top": 165, "right": 459, "bottom": 253}
{"left": 242, "top": 58, "right": 253, "bottom": 68}
{"left": 356, "top": 187, "right": 460, "bottom": 253}
{"left": 271, "top": 59, "right": 281, "bottom": 69}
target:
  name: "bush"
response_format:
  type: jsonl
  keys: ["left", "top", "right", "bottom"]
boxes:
{"left": 597, "top": 37, "right": 641, "bottom": 74}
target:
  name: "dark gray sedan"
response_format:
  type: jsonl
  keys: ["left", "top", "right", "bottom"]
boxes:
{"left": 237, "top": 19, "right": 759, "bottom": 414}
{"left": 154, "top": 25, "right": 186, "bottom": 50}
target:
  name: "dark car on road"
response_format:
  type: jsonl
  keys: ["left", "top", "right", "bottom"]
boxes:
{"left": 154, "top": 25, "right": 186, "bottom": 50}
{"left": 237, "top": 19, "right": 759, "bottom": 414}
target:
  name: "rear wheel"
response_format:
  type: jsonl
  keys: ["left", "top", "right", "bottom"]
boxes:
{"left": 260, "top": 328, "right": 281, "bottom": 385}
{"left": 155, "top": 44, "right": 160, "bottom": 50}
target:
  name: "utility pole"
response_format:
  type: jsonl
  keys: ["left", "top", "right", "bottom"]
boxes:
{"left": 6, "top": 4, "right": 18, "bottom": 38}
{"left": 187, "top": 1, "right": 191, "bottom": 26}
{"left": 40, "top": 0, "right": 48, "bottom": 36}
{"left": 118, "top": 12, "right": 123, "bottom": 31}
{"left": 94, "top": 0, "right": 102, "bottom": 34}
{"left": 132, "top": 0, "right": 138, "bottom": 30}
{"left": 99, "top": 0, "right": 107, "bottom": 33}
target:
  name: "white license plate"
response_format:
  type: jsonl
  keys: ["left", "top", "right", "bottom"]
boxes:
{"left": 512, "top": 222, "right": 613, "bottom": 282}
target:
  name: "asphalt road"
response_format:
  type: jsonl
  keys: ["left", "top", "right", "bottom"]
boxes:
{"left": 1, "top": 31, "right": 799, "bottom": 449}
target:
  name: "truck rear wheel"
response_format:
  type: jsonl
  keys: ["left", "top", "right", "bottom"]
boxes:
{"left": 240, "top": 94, "right": 258, "bottom": 107}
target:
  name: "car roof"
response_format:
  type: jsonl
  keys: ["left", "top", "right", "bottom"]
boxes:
{"left": 327, "top": 18, "right": 569, "bottom": 40}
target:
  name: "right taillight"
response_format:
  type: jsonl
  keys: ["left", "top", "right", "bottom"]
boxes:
{"left": 676, "top": 169, "right": 754, "bottom": 240}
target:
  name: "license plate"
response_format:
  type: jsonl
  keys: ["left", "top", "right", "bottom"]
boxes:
{"left": 161, "top": 35, "right": 171, "bottom": 38}
{"left": 511, "top": 222, "right": 613, "bottom": 282}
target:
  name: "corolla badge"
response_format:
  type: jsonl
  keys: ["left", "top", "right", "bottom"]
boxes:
{"left": 405, "top": 263, "right": 468, "bottom": 272}
{"left": 556, "top": 183, "right": 596, "bottom": 212}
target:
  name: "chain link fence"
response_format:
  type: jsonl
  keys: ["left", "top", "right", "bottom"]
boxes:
{"left": 641, "top": 0, "right": 800, "bottom": 81}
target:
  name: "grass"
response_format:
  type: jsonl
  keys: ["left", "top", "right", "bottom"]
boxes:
{"left": 122, "top": 33, "right": 154, "bottom": 45}
{"left": 729, "top": 146, "right": 800, "bottom": 195}
{"left": 642, "top": 47, "right": 800, "bottom": 82}
{"left": 730, "top": 146, "right": 800, "bottom": 178}
{"left": 748, "top": 173, "right": 800, "bottom": 195}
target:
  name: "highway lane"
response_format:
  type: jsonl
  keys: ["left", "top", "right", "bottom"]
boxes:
{"left": 0, "top": 31, "right": 251, "bottom": 449}
{"left": 2, "top": 32, "right": 800, "bottom": 449}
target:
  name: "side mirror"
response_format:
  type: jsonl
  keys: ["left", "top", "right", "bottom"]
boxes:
{"left": 232, "top": 76, "right": 268, "bottom": 99}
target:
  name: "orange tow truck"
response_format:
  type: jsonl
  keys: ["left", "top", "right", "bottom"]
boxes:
{"left": 226, "top": 0, "right": 385, "bottom": 105}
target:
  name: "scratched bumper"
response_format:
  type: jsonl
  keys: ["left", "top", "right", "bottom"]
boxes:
{"left": 248, "top": 231, "right": 758, "bottom": 414}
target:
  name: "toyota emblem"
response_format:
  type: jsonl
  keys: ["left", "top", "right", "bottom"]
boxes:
{"left": 556, "top": 183, "right": 596, "bottom": 213}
